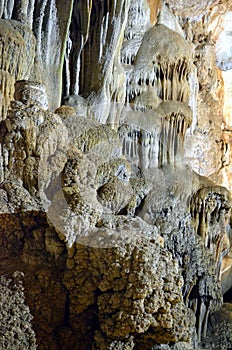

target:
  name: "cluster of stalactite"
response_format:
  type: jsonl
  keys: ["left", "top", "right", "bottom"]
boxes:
{"left": 121, "top": 0, "right": 153, "bottom": 66}
{"left": 119, "top": 101, "right": 192, "bottom": 169}
{"left": 126, "top": 24, "right": 193, "bottom": 106}
{"left": 190, "top": 186, "right": 231, "bottom": 280}
{"left": 186, "top": 186, "right": 231, "bottom": 342}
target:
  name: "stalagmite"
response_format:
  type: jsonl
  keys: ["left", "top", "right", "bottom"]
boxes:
{"left": 0, "top": 20, "right": 35, "bottom": 120}
{"left": 14, "top": 81, "right": 48, "bottom": 110}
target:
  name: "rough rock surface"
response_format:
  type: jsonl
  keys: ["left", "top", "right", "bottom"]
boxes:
{"left": 0, "top": 272, "right": 37, "bottom": 349}
{"left": 0, "top": 1, "right": 232, "bottom": 350}
{"left": 64, "top": 226, "right": 193, "bottom": 349}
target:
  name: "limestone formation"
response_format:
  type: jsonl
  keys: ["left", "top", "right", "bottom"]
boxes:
{"left": 0, "top": 1, "right": 232, "bottom": 350}
{"left": 63, "top": 223, "right": 192, "bottom": 349}
{"left": 0, "top": 81, "right": 68, "bottom": 200}
{"left": 127, "top": 23, "right": 193, "bottom": 104}
{"left": 14, "top": 80, "right": 48, "bottom": 110}
{"left": 0, "top": 19, "right": 35, "bottom": 120}
{"left": 0, "top": 272, "right": 37, "bottom": 350}
{"left": 207, "top": 303, "right": 232, "bottom": 349}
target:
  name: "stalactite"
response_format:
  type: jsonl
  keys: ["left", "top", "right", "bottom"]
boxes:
{"left": 0, "top": 0, "right": 36, "bottom": 28}
{"left": 119, "top": 108, "right": 162, "bottom": 169}
{"left": 63, "top": 35, "right": 72, "bottom": 96}
{"left": 33, "top": 0, "right": 62, "bottom": 67}
{"left": 26, "top": 0, "right": 35, "bottom": 29}
{"left": 188, "top": 68, "right": 199, "bottom": 133}
{"left": 121, "top": 0, "right": 152, "bottom": 90}
{"left": 0, "top": 1, "right": 4, "bottom": 18}
{"left": 156, "top": 101, "right": 192, "bottom": 166}
{"left": 119, "top": 101, "right": 192, "bottom": 170}
{"left": 64, "top": 0, "right": 129, "bottom": 127}
{"left": 190, "top": 186, "right": 231, "bottom": 282}
{"left": 29, "top": 0, "right": 74, "bottom": 110}
{"left": 99, "top": 11, "right": 109, "bottom": 62}
{"left": 195, "top": 298, "right": 213, "bottom": 342}
{"left": 129, "top": 24, "right": 193, "bottom": 105}
{"left": 12, "top": 0, "right": 28, "bottom": 23}
{"left": 3, "top": 0, "right": 14, "bottom": 19}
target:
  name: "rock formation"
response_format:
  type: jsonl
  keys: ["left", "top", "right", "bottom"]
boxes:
{"left": 0, "top": 0, "right": 232, "bottom": 349}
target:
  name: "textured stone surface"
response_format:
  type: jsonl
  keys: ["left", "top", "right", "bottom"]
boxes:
{"left": 0, "top": 1, "right": 232, "bottom": 350}
{"left": 0, "top": 212, "right": 68, "bottom": 349}
{"left": 0, "top": 272, "right": 37, "bottom": 350}
{"left": 206, "top": 303, "right": 232, "bottom": 349}
{"left": 63, "top": 225, "right": 192, "bottom": 349}
{"left": 165, "top": 0, "right": 232, "bottom": 17}
{"left": 0, "top": 93, "right": 68, "bottom": 202}
{"left": 0, "top": 19, "right": 35, "bottom": 120}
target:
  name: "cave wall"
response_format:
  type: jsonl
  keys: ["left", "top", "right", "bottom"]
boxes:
{"left": 0, "top": 0, "right": 232, "bottom": 349}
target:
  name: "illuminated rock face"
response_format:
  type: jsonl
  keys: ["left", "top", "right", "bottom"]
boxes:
{"left": 0, "top": 1, "right": 232, "bottom": 350}
{"left": 0, "top": 0, "right": 73, "bottom": 111}
{"left": 0, "top": 20, "right": 35, "bottom": 120}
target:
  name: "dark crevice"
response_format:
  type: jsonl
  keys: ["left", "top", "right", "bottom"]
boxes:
{"left": 223, "top": 286, "right": 232, "bottom": 303}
